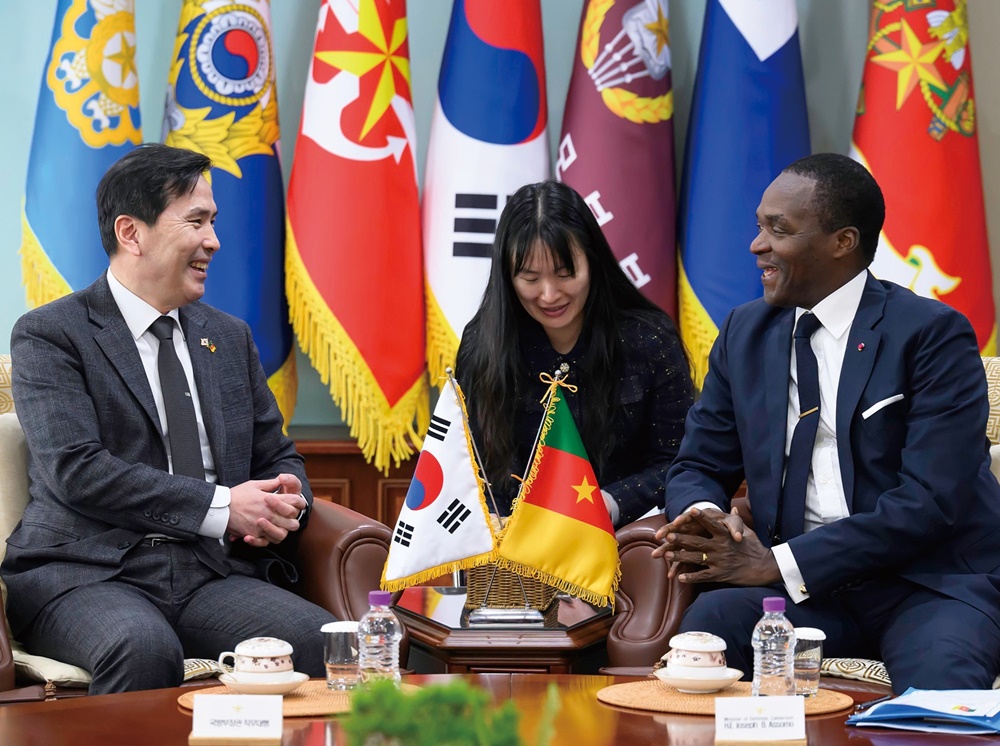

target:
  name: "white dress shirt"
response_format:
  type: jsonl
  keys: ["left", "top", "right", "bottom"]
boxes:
{"left": 772, "top": 269, "right": 868, "bottom": 602}
{"left": 107, "top": 269, "right": 231, "bottom": 538}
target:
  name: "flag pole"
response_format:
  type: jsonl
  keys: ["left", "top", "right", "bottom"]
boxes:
{"left": 479, "top": 363, "right": 569, "bottom": 610}
{"left": 446, "top": 367, "right": 505, "bottom": 520}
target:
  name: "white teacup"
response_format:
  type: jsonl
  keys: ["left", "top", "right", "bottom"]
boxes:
{"left": 663, "top": 631, "right": 728, "bottom": 678}
{"left": 219, "top": 637, "right": 296, "bottom": 683}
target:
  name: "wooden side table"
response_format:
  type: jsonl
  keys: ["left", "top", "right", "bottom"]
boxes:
{"left": 394, "top": 587, "right": 614, "bottom": 674}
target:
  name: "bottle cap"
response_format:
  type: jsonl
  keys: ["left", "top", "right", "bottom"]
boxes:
{"left": 762, "top": 596, "right": 785, "bottom": 613}
{"left": 369, "top": 590, "right": 392, "bottom": 606}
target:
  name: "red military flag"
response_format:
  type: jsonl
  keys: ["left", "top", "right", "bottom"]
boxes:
{"left": 556, "top": 0, "right": 676, "bottom": 316}
{"left": 285, "top": 0, "right": 428, "bottom": 472}
{"left": 851, "top": 0, "right": 995, "bottom": 353}
{"left": 496, "top": 382, "right": 620, "bottom": 608}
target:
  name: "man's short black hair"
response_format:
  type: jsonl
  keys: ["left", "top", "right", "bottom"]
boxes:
{"left": 96, "top": 143, "right": 212, "bottom": 257}
{"left": 783, "top": 152, "right": 885, "bottom": 265}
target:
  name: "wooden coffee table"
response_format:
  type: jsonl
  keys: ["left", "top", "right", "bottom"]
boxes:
{"left": 0, "top": 674, "right": 977, "bottom": 745}
{"left": 393, "top": 586, "right": 613, "bottom": 673}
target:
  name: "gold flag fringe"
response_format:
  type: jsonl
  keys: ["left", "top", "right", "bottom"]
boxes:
{"left": 492, "top": 555, "right": 619, "bottom": 611}
{"left": 267, "top": 349, "right": 297, "bottom": 433}
{"left": 425, "top": 283, "right": 460, "bottom": 390}
{"left": 285, "top": 220, "right": 429, "bottom": 474}
{"left": 381, "top": 548, "right": 496, "bottom": 592}
{"left": 983, "top": 324, "right": 997, "bottom": 357}
{"left": 678, "top": 255, "right": 719, "bottom": 392}
{"left": 20, "top": 205, "right": 72, "bottom": 308}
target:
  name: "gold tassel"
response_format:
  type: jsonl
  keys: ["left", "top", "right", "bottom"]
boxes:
{"left": 20, "top": 205, "right": 72, "bottom": 308}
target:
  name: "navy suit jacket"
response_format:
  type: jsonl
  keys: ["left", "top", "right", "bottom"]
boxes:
{"left": 666, "top": 273, "right": 1000, "bottom": 620}
{"left": 2, "top": 275, "right": 310, "bottom": 636}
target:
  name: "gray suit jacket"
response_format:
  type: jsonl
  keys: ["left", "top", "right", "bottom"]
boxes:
{"left": 2, "top": 275, "right": 310, "bottom": 637}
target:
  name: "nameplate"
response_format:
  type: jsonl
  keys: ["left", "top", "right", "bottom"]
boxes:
{"left": 189, "top": 694, "right": 282, "bottom": 745}
{"left": 715, "top": 695, "right": 805, "bottom": 744}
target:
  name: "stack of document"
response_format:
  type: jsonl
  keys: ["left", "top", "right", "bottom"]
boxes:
{"left": 847, "top": 688, "right": 1000, "bottom": 735}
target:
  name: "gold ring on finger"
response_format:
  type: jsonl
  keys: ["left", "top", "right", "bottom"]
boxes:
{"left": 701, "top": 552, "right": 708, "bottom": 564}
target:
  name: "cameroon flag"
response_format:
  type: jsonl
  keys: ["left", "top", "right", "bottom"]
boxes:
{"left": 496, "top": 390, "right": 620, "bottom": 608}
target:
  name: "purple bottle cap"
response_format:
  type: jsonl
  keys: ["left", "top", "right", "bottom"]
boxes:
{"left": 762, "top": 596, "right": 785, "bottom": 613}
{"left": 369, "top": 590, "right": 392, "bottom": 606}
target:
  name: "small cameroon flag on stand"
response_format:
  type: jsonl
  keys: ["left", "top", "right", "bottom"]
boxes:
{"left": 496, "top": 377, "right": 620, "bottom": 608}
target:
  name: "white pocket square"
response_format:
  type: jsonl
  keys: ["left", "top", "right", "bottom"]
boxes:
{"left": 862, "top": 394, "right": 905, "bottom": 420}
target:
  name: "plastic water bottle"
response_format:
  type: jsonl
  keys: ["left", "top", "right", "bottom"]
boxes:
{"left": 357, "top": 590, "right": 403, "bottom": 684}
{"left": 751, "top": 596, "right": 796, "bottom": 696}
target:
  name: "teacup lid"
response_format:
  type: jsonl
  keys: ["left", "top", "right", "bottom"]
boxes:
{"left": 321, "top": 621, "right": 359, "bottom": 633}
{"left": 668, "top": 631, "right": 727, "bottom": 652}
{"left": 233, "top": 637, "right": 293, "bottom": 656}
{"left": 794, "top": 626, "right": 827, "bottom": 641}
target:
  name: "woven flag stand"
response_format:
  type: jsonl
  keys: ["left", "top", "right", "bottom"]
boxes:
{"left": 465, "top": 365, "right": 570, "bottom": 626}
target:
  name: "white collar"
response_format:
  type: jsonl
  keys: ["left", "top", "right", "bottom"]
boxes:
{"left": 794, "top": 269, "right": 868, "bottom": 340}
{"left": 106, "top": 268, "right": 182, "bottom": 341}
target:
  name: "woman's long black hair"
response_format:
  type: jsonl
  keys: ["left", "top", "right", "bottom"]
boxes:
{"left": 455, "top": 180, "right": 676, "bottom": 496}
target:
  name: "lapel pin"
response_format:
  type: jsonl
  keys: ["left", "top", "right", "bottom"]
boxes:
{"left": 201, "top": 338, "right": 216, "bottom": 353}
{"left": 857, "top": 343, "right": 865, "bottom": 352}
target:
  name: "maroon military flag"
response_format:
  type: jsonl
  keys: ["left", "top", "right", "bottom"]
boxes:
{"left": 556, "top": 0, "right": 676, "bottom": 316}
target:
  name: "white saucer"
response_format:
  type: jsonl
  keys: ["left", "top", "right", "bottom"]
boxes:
{"left": 219, "top": 671, "right": 309, "bottom": 695}
{"left": 653, "top": 667, "right": 743, "bottom": 694}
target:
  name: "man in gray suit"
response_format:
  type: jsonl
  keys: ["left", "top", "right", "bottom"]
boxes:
{"left": 2, "top": 144, "right": 335, "bottom": 693}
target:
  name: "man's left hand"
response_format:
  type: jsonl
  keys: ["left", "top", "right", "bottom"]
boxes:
{"left": 653, "top": 507, "right": 781, "bottom": 586}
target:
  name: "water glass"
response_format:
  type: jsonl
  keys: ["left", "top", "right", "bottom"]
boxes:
{"left": 322, "top": 621, "right": 360, "bottom": 690}
{"left": 793, "top": 626, "right": 826, "bottom": 696}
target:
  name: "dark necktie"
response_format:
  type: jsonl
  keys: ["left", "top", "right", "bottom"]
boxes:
{"left": 776, "top": 312, "right": 822, "bottom": 543}
{"left": 150, "top": 316, "right": 205, "bottom": 480}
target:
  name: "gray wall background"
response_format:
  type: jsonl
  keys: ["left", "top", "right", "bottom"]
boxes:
{"left": 1, "top": 1, "right": 998, "bottom": 427}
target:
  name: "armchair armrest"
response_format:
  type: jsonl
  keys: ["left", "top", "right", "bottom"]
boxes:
{"left": 607, "top": 514, "right": 693, "bottom": 669}
{"left": 294, "top": 500, "right": 410, "bottom": 665}
{"left": 0, "top": 617, "right": 13, "bottom": 692}
{"left": 295, "top": 500, "right": 392, "bottom": 621}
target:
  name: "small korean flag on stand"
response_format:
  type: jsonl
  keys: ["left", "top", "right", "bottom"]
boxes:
{"left": 381, "top": 376, "right": 496, "bottom": 590}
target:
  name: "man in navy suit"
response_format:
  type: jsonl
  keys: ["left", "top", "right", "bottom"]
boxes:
{"left": 654, "top": 153, "right": 1000, "bottom": 693}
{"left": 3, "top": 144, "right": 335, "bottom": 693}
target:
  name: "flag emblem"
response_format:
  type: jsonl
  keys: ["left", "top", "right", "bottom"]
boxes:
{"left": 187, "top": 6, "right": 271, "bottom": 106}
{"left": 437, "top": 499, "right": 472, "bottom": 534}
{"left": 48, "top": 0, "right": 141, "bottom": 147}
{"left": 393, "top": 520, "right": 415, "bottom": 547}
{"left": 403, "top": 451, "right": 444, "bottom": 511}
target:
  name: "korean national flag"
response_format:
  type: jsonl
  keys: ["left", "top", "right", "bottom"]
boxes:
{"left": 381, "top": 378, "right": 496, "bottom": 590}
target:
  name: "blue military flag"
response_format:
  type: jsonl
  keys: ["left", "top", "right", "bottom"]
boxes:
{"left": 162, "top": 0, "right": 296, "bottom": 423}
{"left": 677, "top": 0, "right": 810, "bottom": 389}
{"left": 21, "top": 0, "right": 142, "bottom": 306}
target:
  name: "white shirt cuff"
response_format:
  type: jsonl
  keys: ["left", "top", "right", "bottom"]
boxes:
{"left": 685, "top": 501, "right": 722, "bottom": 515}
{"left": 197, "top": 485, "right": 231, "bottom": 539}
{"left": 601, "top": 490, "right": 620, "bottom": 525}
{"left": 773, "top": 542, "right": 809, "bottom": 603}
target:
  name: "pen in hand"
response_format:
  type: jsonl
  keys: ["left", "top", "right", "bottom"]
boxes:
{"left": 853, "top": 694, "right": 892, "bottom": 714}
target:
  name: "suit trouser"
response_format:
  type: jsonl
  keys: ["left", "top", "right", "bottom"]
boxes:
{"left": 22, "top": 540, "right": 337, "bottom": 694}
{"left": 678, "top": 578, "right": 1000, "bottom": 695}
